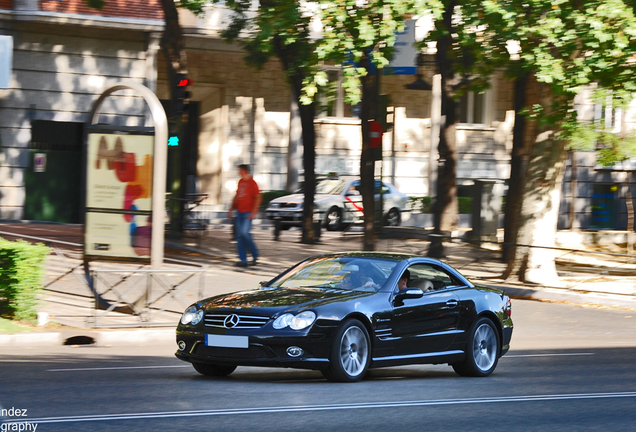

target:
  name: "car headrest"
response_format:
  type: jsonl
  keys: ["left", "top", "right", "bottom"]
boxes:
{"left": 410, "top": 279, "right": 435, "bottom": 292}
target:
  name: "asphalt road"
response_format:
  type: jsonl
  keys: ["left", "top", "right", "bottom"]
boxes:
{"left": 1, "top": 300, "right": 635, "bottom": 432}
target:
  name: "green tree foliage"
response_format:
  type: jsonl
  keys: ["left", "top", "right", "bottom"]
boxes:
{"left": 462, "top": 0, "right": 636, "bottom": 128}
{"left": 419, "top": 0, "right": 636, "bottom": 280}
{"left": 461, "top": 0, "right": 636, "bottom": 282}
{"left": 317, "top": 0, "right": 427, "bottom": 250}
{"left": 194, "top": 0, "right": 322, "bottom": 243}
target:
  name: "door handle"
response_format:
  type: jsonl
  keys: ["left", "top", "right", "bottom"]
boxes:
{"left": 445, "top": 299, "right": 458, "bottom": 308}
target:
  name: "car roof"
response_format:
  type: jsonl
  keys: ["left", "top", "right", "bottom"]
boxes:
{"left": 307, "top": 251, "right": 443, "bottom": 264}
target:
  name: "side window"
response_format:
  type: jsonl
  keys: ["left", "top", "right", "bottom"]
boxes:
{"left": 373, "top": 181, "right": 390, "bottom": 195}
{"left": 459, "top": 91, "right": 486, "bottom": 125}
{"left": 316, "top": 67, "right": 355, "bottom": 118}
{"left": 401, "top": 264, "right": 463, "bottom": 292}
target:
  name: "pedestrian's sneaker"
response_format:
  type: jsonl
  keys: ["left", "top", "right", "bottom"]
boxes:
{"left": 235, "top": 261, "right": 248, "bottom": 268}
{"left": 250, "top": 258, "right": 258, "bottom": 266}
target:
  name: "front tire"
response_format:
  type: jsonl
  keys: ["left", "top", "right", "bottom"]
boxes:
{"left": 324, "top": 319, "right": 371, "bottom": 382}
{"left": 452, "top": 317, "right": 500, "bottom": 377}
{"left": 192, "top": 362, "right": 237, "bottom": 377}
{"left": 384, "top": 208, "right": 401, "bottom": 226}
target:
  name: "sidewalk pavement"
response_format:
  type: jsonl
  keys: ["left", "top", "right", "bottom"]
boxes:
{"left": 1, "top": 221, "right": 635, "bottom": 347}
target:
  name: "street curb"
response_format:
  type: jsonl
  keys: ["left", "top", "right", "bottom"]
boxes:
{"left": 0, "top": 332, "right": 63, "bottom": 347}
{"left": 492, "top": 285, "right": 636, "bottom": 310}
{"left": 0, "top": 328, "right": 175, "bottom": 347}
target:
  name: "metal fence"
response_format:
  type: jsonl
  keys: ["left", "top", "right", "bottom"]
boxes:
{"left": 89, "top": 267, "right": 207, "bottom": 328}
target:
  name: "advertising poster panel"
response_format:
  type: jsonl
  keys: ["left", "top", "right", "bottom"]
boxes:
{"left": 85, "top": 130, "right": 154, "bottom": 262}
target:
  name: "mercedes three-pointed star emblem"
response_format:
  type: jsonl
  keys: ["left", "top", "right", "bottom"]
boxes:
{"left": 224, "top": 314, "right": 240, "bottom": 329}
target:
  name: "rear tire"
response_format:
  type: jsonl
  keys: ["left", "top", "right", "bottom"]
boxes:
{"left": 325, "top": 207, "right": 343, "bottom": 231}
{"left": 452, "top": 317, "right": 500, "bottom": 377}
{"left": 192, "top": 362, "right": 237, "bottom": 377}
{"left": 324, "top": 319, "right": 371, "bottom": 382}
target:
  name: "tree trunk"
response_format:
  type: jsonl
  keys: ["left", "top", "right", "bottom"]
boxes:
{"left": 288, "top": 76, "right": 317, "bottom": 244}
{"left": 360, "top": 59, "right": 376, "bottom": 251}
{"left": 502, "top": 72, "right": 531, "bottom": 262}
{"left": 160, "top": 0, "right": 187, "bottom": 113}
{"left": 428, "top": 1, "right": 458, "bottom": 258}
{"left": 504, "top": 77, "right": 566, "bottom": 286}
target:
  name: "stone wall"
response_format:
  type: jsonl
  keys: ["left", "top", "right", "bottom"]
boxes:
{"left": 0, "top": 21, "right": 153, "bottom": 219}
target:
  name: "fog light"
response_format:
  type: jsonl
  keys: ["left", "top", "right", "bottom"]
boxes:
{"left": 286, "top": 346, "right": 304, "bottom": 357}
{"left": 178, "top": 340, "right": 186, "bottom": 351}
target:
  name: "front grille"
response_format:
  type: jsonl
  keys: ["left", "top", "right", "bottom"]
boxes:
{"left": 280, "top": 203, "right": 300, "bottom": 209}
{"left": 204, "top": 313, "right": 270, "bottom": 329}
{"left": 195, "top": 344, "right": 275, "bottom": 359}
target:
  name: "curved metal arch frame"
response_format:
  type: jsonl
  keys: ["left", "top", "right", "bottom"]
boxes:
{"left": 87, "top": 81, "right": 168, "bottom": 268}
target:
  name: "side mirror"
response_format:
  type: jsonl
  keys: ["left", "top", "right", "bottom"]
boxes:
{"left": 393, "top": 288, "right": 424, "bottom": 306}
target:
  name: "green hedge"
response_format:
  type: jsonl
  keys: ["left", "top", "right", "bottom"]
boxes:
{"left": 0, "top": 239, "right": 50, "bottom": 321}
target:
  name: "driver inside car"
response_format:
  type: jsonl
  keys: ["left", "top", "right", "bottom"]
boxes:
{"left": 397, "top": 269, "right": 410, "bottom": 292}
{"left": 342, "top": 272, "right": 379, "bottom": 291}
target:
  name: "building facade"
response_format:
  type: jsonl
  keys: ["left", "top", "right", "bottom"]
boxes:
{"left": 0, "top": 1, "right": 634, "bottom": 231}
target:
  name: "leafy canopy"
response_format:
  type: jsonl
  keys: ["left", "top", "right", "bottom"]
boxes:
{"left": 457, "top": 0, "right": 636, "bottom": 128}
{"left": 315, "top": 0, "right": 428, "bottom": 104}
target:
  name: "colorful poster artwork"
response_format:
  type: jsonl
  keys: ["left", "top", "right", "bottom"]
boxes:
{"left": 85, "top": 212, "right": 151, "bottom": 259}
{"left": 85, "top": 133, "right": 154, "bottom": 259}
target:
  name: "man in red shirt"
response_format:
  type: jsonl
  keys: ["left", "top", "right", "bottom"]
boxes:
{"left": 228, "top": 164, "right": 262, "bottom": 267}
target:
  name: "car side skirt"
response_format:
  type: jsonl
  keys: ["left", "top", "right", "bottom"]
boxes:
{"left": 370, "top": 350, "right": 465, "bottom": 368}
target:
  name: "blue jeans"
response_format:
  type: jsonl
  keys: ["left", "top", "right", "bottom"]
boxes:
{"left": 235, "top": 212, "right": 258, "bottom": 263}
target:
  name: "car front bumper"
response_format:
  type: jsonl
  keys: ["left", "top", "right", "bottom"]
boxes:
{"left": 266, "top": 209, "right": 326, "bottom": 227}
{"left": 175, "top": 328, "right": 334, "bottom": 370}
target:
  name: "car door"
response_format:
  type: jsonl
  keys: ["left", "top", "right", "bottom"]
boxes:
{"left": 391, "top": 264, "right": 462, "bottom": 356}
{"left": 342, "top": 180, "right": 363, "bottom": 223}
{"left": 373, "top": 180, "right": 390, "bottom": 213}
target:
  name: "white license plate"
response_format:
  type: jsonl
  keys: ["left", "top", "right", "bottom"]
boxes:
{"left": 205, "top": 334, "right": 249, "bottom": 349}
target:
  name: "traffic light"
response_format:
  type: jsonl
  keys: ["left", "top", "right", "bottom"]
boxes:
{"left": 376, "top": 94, "right": 393, "bottom": 132}
{"left": 174, "top": 73, "right": 192, "bottom": 115}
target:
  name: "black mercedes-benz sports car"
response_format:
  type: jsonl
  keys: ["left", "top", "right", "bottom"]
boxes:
{"left": 176, "top": 252, "right": 513, "bottom": 382}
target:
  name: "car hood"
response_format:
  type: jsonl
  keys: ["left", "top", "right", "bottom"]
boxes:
{"left": 269, "top": 193, "right": 341, "bottom": 205}
{"left": 199, "top": 287, "right": 374, "bottom": 313}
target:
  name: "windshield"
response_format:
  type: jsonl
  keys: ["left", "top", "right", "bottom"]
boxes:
{"left": 315, "top": 178, "right": 347, "bottom": 195}
{"left": 268, "top": 256, "right": 398, "bottom": 292}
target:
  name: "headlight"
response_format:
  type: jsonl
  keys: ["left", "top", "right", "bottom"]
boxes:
{"left": 191, "top": 309, "right": 204, "bottom": 325}
{"left": 180, "top": 306, "right": 198, "bottom": 325}
{"left": 273, "top": 313, "right": 293, "bottom": 329}
{"left": 291, "top": 311, "right": 316, "bottom": 330}
{"left": 269, "top": 203, "right": 280, "bottom": 209}
{"left": 273, "top": 311, "right": 316, "bottom": 330}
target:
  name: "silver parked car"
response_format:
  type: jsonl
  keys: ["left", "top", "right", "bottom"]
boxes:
{"left": 265, "top": 176, "right": 410, "bottom": 237}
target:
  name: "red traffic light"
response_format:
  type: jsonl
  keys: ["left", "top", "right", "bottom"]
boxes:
{"left": 177, "top": 78, "right": 192, "bottom": 87}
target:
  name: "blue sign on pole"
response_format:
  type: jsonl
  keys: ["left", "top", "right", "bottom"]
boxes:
{"left": 0, "top": 36, "right": 13, "bottom": 89}
{"left": 388, "top": 19, "right": 418, "bottom": 75}
{"left": 352, "top": 102, "right": 363, "bottom": 119}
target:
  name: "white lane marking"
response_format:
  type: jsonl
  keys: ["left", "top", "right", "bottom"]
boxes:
{"left": 47, "top": 365, "right": 191, "bottom": 372}
{"left": 21, "top": 392, "right": 636, "bottom": 425}
{"left": 505, "top": 353, "right": 595, "bottom": 358}
{"left": 46, "top": 352, "right": 594, "bottom": 372}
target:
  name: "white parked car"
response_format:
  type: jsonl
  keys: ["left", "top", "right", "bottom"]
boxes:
{"left": 265, "top": 176, "right": 410, "bottom": 237}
